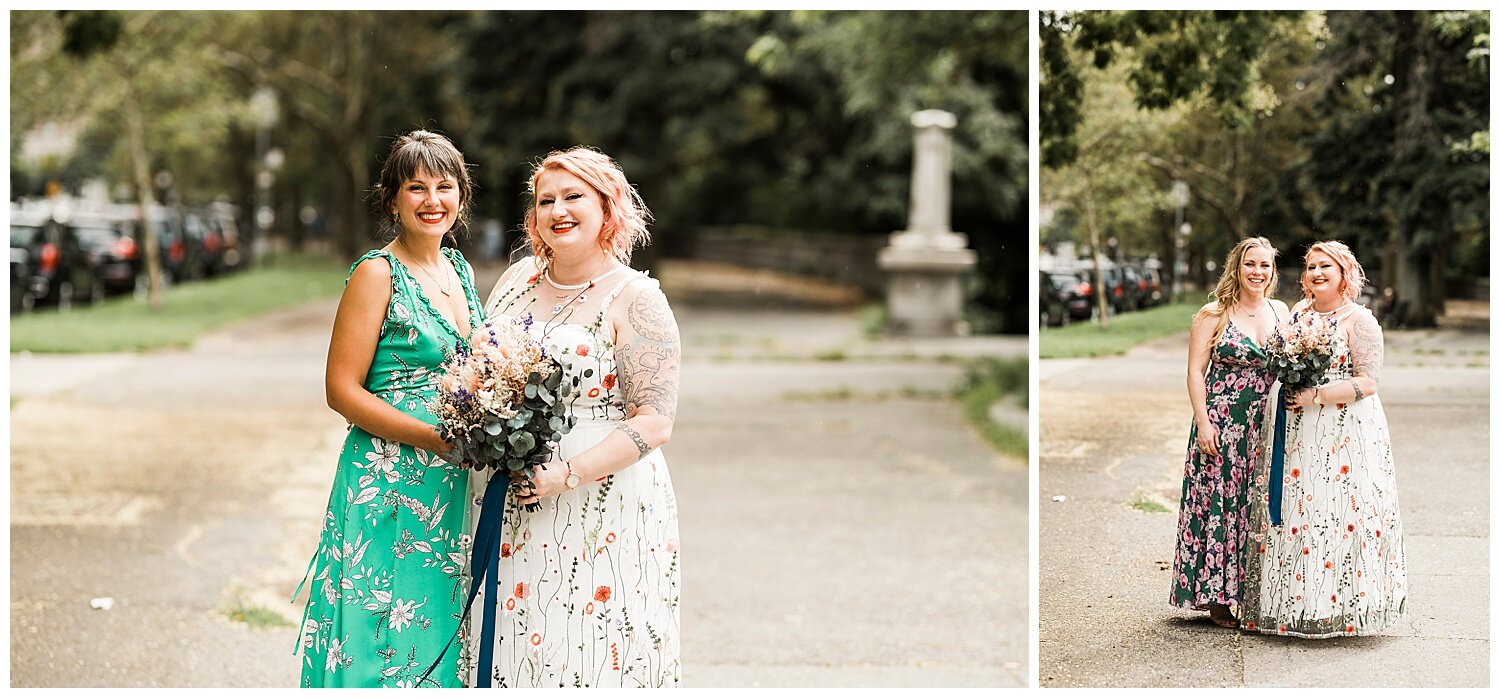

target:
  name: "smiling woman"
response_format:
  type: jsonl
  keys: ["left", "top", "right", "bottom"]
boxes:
{"left": 292, "top": 130, "right": 483, "bottom": 688}
{"left": 1169, "top": 237, "right": 1287, "bottom": 628}
{"left": 472, "top": 147, "right": 682, "bottom": 688}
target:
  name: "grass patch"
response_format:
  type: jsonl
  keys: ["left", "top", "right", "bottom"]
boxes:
{"left": 220, "top": 592, "right": 295, "bottom": 629}
{"left": 10, "top": 253, "right": 347, "bottom": 353}
{"left": 1128, "top": 490, "right": 1171, "bottom": 513}
{"left": 859, "top": 303, "right": 888, "bottom": 338}
{"left": 958, "top": 356, "right": 1028, "bottom": 458}
{"left": 1040, "top": 301, "right": 1201, "bottom": 359}
{"left": 781, "top": 386, "right": 950, "bottom": 402}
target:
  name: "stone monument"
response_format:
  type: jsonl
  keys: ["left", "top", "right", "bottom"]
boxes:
{"left": 877, "top": 109, "right": 978, "bottom": 336}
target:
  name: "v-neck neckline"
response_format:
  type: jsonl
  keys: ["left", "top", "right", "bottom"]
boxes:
{"left": 1226, "top": 299, "right": 1274, "bottom": 355}
{"left": 387, "top": 248, "right": 479, "bottom": 345}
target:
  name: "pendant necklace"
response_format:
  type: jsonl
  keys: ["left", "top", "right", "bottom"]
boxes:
{"left": 397, "top": 237, "right": 453, "bottom": 297}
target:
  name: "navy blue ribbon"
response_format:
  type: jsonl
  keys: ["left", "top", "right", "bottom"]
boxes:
{"left": 420, "top": 471, "right": 509, "bottom": 687}
{"left": 1268, "top": 399, "right": 1288, "bottom": 526}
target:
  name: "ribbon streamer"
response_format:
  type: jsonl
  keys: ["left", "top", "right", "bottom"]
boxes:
{"left": 420, "top": 472, "right": 510, "bottom": 687}
{"left": 1268, "top": 399, "right": 1288, "bottom": 526}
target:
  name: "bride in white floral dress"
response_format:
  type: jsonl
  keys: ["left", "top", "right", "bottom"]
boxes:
{"left": 466, "top": 147, "right": 681, "bottom": 687}
{"left": 1241, "top": 241, "right": 1406, "bottom": 638}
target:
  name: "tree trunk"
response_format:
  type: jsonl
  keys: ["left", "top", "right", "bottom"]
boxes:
{"left": 121, "top": 73, "right": 164, "bottom": 311}
{"left": 1084, "top": 178, "right": 1109, "bottom": 330}
{"left": 1389, "top": 11, "right": 1440, "bottom": 327}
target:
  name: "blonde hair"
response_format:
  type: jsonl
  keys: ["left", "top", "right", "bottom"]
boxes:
{"left": 1199, "top": 237, "right": 1279, "bottom": 344}
{"left": 1301, "top": 240, "right": 1365, "bottom": 301}
{"left": 523, "top": 147, "right": 652, "bottom": 263}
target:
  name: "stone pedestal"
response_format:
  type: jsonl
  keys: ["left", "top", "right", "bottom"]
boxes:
{"left": 877, "top": 109, "right": 978, "bottom": 336}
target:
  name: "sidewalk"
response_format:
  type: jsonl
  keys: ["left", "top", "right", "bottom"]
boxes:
{"left": 9, "top": 260, "right": 1028, "bottom": 687}
{"left": 1037, "top": 329, "right": 1489, "bottom": 687}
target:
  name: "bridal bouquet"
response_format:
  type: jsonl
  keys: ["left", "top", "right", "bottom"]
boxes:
{"left": 1263, "top": 310, "right": 1339, "bottom": 397}
{"left": 433, "top": 314, "right": 575, "bottom": 512}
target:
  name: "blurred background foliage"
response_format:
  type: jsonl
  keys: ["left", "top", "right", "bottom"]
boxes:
{"left": 11, "top": 10, "right": 1029, "bottom": 333}
{"left": 1040, "top": 10, "right": 1489, "bottom": 327}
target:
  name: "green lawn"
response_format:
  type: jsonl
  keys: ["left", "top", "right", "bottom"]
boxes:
{"left": 958, "top": 356, "right": 1028, "bottom": 458}
{"left": 1040, "top": 301, "right": 1201, "bottom": 359}
{"left": 10, "top": 253, "right": 348, "bottom": 353}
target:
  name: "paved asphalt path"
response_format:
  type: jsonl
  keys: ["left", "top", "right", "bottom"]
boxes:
{"left": 1038, "top": 326, "right": 1489, "bottom": 688}
{"left": 9, "top": 261, "right": 1028, "bottom": 687}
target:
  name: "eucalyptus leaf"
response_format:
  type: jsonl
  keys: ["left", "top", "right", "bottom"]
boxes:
{"left": 484, "top": 421, "right": 503, "bottom": 436}
{"left": 525, "top": 383, "right": 538, "bottom": 399}
{"left": 509, "top": 431, "right": 536, "bottom": 452}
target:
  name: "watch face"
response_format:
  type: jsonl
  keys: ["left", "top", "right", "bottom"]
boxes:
{"left": 566, "top": 473, "right": 581, "bottom": 488}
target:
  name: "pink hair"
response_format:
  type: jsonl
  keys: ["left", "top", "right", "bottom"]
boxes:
{"left": 523, "top": 147, "right": 652, "bottom": 263}
{"left": 1300, "top": 240, "right": 1366, "bottom": 300}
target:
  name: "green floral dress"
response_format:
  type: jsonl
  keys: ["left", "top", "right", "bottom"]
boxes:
{"left": 294, "top": 248, "right": 482, "bottom": 688}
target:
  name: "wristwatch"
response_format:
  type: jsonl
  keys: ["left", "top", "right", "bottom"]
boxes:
{"left": 564, "top": 461, "right": 581, "bottom": 490}
{"left": 1313, "top": 388, "right": 1324, "bottom": 406}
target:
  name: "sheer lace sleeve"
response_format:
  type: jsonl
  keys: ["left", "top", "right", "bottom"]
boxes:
{"left": 1348, "top": 307, "right": 1384, "bottom": 386}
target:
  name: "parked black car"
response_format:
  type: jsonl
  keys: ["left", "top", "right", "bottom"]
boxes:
{"left": 11, "top": 224, "right": 36, "bottom": 312}
{"left": 10, "top": 209, "right": 99, "bottom": 308}
{"left": 69, "top": 215, "right": 142, "bottom": 296}
{"left": 1039, "top": 270, "right": 1069, "bottom": 327}
{"left": 203, "top": 202, "right": 247, "bottom": 274}
{"left": 149, "top": 206, "right": 204, "bottom": 284}
{"left": 1041, "top": 269, "right": 1094, "bottom": 325}
{"left": 1139, "top": 266, "right": 1164, "bottom": 308}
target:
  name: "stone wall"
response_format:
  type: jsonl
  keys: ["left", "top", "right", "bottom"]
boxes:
{"left": 682, "top": 225, "right": 887, "bottom": 295}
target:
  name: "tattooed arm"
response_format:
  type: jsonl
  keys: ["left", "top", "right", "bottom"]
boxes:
{"left": 519, "top": 279, "right": 681, "bottom": 501}
{"left": 1308, "top": 307, "right": 1383, "bottom": 405}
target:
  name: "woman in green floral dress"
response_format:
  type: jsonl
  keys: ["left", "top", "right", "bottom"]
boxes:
{"left": 294, "top": 131, "right": 483, "bottom": 687}
{"left": 1169, "top": 237, "right": 1286, "bottom": 628}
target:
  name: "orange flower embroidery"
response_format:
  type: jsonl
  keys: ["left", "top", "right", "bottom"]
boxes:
{"left": 588, "top": 387, "right": 601, "bottom": 398}
{"left": 530, "top": 633, "right": 542, "bottom": 646}
{"left": 501, "top": 543, "right": 512, "bottom": 558}
{"left": 585, "top": 602, "right": 595, "bottom": 615}
{"left": 515, "top": 582, "right": 527, "bottom": 599}
{"left": 601, "top": 373, "right": 617, "bottom": 389}
{"left": 594, "top": 585, "right": 612, "bottom": 602}
{"left": 1290, "top": 468, "right": 1301, "bottom": 478}
{"left": 605, "top": 532, "right": 617, "bottom": 544}
{"left": 576, "top": 344, "right": 590, "bottom": 357}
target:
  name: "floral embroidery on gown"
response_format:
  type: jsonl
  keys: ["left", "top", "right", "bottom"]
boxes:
{"left": 1241, "top": 304, "right": 1407, "bottom": 638}
{"left": 1170, "top": 313, "right": 1277, "bottom": 610}
{"left": 467, "top": 261, "right": 682, "bottom": 688}
{"left": 294, "top": 248, "right": 483, "bottom": 687}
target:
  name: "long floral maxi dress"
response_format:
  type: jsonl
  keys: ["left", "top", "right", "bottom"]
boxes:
{"left": 1170, "top": 319, "right": 1275, "bottom": 610}
{"left": 294, "top": 248, "right": 484, "bottom": 687}
{"left": 1241, "top": 305, "right": 1407, "bottom": 638}
{"left": 468, "top": 263, "right": 682, "bottom": 688}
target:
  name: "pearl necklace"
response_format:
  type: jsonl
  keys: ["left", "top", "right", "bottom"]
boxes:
{"left": 544, "top": 264, "right": 621, "bottom": 291}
